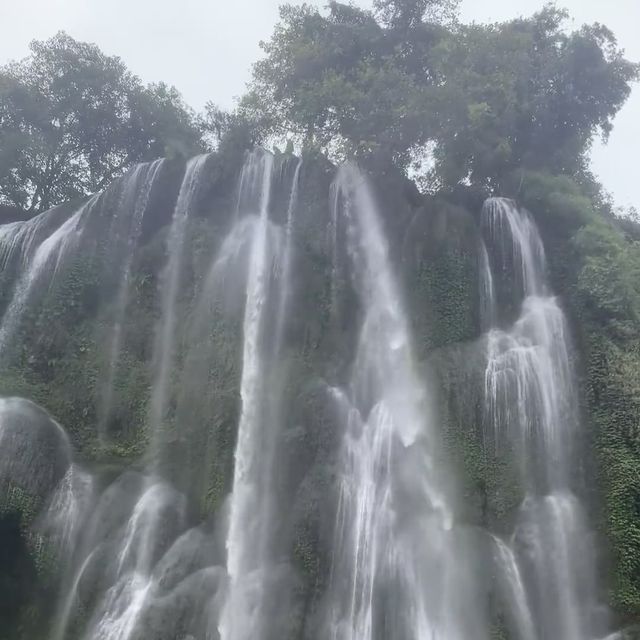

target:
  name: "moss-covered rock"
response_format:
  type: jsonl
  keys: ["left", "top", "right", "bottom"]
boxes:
{"left": 2, "top": 150, "right": 640, "bottom": 635}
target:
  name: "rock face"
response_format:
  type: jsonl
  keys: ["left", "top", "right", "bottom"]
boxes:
{"left": 0, "top": 148, "right": 638, "bottom": 639}
{"left": 0, "top": 397, "right": 71, "bottom": 511}
{"left": 0, "top": 397, "right": 73, "bottom": 639}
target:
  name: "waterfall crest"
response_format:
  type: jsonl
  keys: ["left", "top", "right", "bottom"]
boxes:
{"left": 482, "top": 196, "right": 606, "bottom": 640}
{"left": 327, "top": 163, "right": 485, "bottom": 640}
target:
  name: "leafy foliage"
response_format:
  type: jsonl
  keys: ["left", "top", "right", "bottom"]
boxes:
{"left": 373, "top": 0, "right": 459, "bottom": 28}
{"left": 200, "top": 102, "right": 268, "bottom": 156}
{"left": 246, "top": 2, "right": 443, "bottom": 167}
{"left": 0, "top": 32, "right": 203, "bottom": 212}
{"left": 433, "top": 8, "right": 639, "bottom": 187}
{"left": 248, "top": 2, "right": 638, "bottom": 187}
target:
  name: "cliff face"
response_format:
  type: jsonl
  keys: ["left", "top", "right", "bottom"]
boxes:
{"left": 0, "top": 148, "right": 639, "bottom": 639}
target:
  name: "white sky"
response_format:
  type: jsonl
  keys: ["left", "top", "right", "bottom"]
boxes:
{"left": 1, "top": 0, "right": 638, "bottom": 210}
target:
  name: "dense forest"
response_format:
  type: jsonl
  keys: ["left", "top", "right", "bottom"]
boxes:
{"left": 1, "top": 1, "right": 640, "bottom": 639}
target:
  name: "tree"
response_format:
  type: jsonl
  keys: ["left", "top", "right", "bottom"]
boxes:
{"left": 247, "top": 3, "right": 445, "bottom": 167}
{"left": 200, "top": 102, "right": 268, "bottom": 153}
{"left": 0, "top": 32, "right": 203, "bottom": 212}
{"left": 431, "top": 7, "right": 639, "bottom": 188}
{"left": 373, "top": 0, "right": 459, "bottom": 29}
{"left": 248, "top": 2, "right": 638, "bottom": 188}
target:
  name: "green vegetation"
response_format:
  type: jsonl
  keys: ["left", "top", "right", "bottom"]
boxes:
{"left": 0, "top": 32, "right": 203, "bottom": 213}
{"left": 245, "top": 1, "right": 637, "bottom": 187}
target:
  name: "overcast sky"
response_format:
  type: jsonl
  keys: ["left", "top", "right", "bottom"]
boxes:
{"left": 1, "top": 0, "right": 638, "bottom": 209}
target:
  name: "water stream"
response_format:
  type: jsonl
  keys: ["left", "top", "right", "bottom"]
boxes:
{"left": 327, "top": 163, "right": 483, "bottom": 640}
{"left": 481, "top": 196, "right": 603, "bottom": 640}
{"left": 97, "top": 159, "right": 164, "bottom": 444}
{"left": 220, "top": 151, "right": 302, "bottom": 640}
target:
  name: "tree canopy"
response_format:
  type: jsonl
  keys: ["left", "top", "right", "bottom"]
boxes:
{"left": 433, "top": 8, "right": 638, "bottom": 187}
{"left": 246, "top": 1, "right": 638, "bottom": 189}
{"left": 243, "top": 2, "right": 443, "bottom": 168}
{"left": 0, "top": 32, "right": 203, "bottom": 212}
{"left": 373, "top": 0, "right": 459, "bottom": 29}
{"left": 0, "top": 2, "right": 637, "bottom": 211}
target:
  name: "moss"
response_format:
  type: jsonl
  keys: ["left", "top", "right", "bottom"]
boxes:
{"left": 584, "top": 331, "right": 640, "bottom": 618}
{"left": 0, "top": 486, "right": 39, "bottom": 528}
{"left": 0, "top": 511, "right": 44, "bottom": 640}
{"left": 404, "top": 201, "right": 480, "bottom": 358}
{"left": 431, "top": 340, "right": 524, "bottom": 535}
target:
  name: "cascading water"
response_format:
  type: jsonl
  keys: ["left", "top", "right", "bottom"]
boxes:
{"left": 479, "top": 240, "right": 496, "bottom": 332}
{"left": 149, "top": 154, "right": 209, "bottom": 454}
{"left": 491, "top": 534, "right": 536, "bottom": 640}
{"left": 37, "top": 463, "right": 94, "bottom": 559}
{"left": 219, "top": 149, "right": 275, "bottom": 640}
{"left": 481, "top": 197, "right": 606, "bottom": 640}
{"left": 327, "top": 163, "right": 484, "bottom": 640}
{"left": 0, "top": 165, "right": 170, "bottom": 620}
{"left": 0, "top": 159, "right": 221, "bottom": 640}
{"left": 0, "top": 200, "right": 93, "bottom": 357}
{"left": 97, "top": 159, "right": 164, "bottom": 444}
{"left": 273, "top": 158, "right": 302, "bottom": 355}
{"left": 0, "top": 158, "right": 166, "bottom": 373}
{"left": 0, "top": 151, "right": 625, "bottom": 640}
{"left": 219, "top": 151, "right": 301, "bottom": 640}
{"left": 77, "top": 155, "right": 212, "bottom": 640}
{"left": 0, "top": 152, "right": 308, "bottom": 640}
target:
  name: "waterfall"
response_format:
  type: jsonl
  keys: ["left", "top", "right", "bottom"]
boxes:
{"left": 215, "top": 151, "right": 302, "bottom": 640}
{"left": 97, "top": 159, "right": 164, "bottom": 444}
{"left": 330, "top": 177, "right": 341, "bottom": 317}
{"left": 0, "top": 159, "right": 163, "bottom": 373}
{"left": 327, "top": 163, "right": 484, "bottom": 640}
{"left": 0, "top": 151, "right": 622, "bottom": 640}
{"left": 481, "top": 197, "right": 546, "bottom": 299}
{"left": 491, "top": 535, "right": 536, "bottom": 640}
{"left": 479, "top": 240, "right": 496, "bottom": 331}
{"left": 0, "top": 201, "right": 92, "bottom": 358}
{"left": 148, "top": 154, "right": 209, "bottom": 454}
{"left": 49, "top": 468, "right": 203, "bottom": 640}
{"left": 36, "top": 464, "right": 94, "bottom": 558}
{"left": 47, "top": 157, "right": 211, "bottom": 640}
{"left": 224, "top": 149, "right": 274, "bottom": 589}
{"left": 86, "top": 481, "right": 187, "bottom": 640}
{"left": 0, "top": 151, "right": 304, "bottom": 640}
{"left": 273, "top": 158, "right": 302, "bottom": 356}
{"left": 82, "top": 156, "right": 212, "bottom": 640}
{"left": 482, "top": 196, "right": 603, "bottom": 640}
